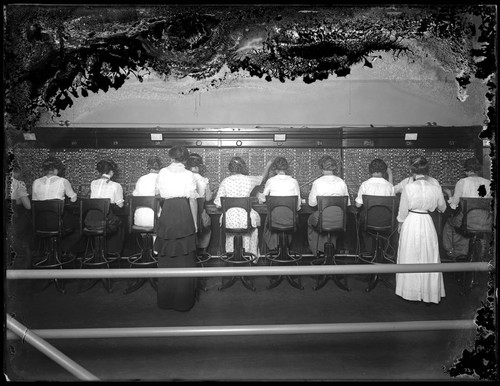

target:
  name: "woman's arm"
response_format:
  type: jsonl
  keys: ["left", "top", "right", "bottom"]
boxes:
{"left": 447, "top": 179, "right": 463, "bottom": 209}
{"left": 114, "top": 184, "right": 125, "bottom": 208}
{"left": 260, "top": 160, "right": 273, "bottom": 184}
{"left": 213, "top": 180, "right": 224, "bottom": 208}
{"left": 436, "top": 189, "right": 447, "bottom": 213}
{"left": 63, "top": 178, "right": 78, "bottom": 202}
{"left": 205, "top": 179, "right": 213, "bottom": 201}
{"left": 31, "top": 180, "right": 40, "bottom": 201}
{"left": 396, "top": 187, "right": 409, "bottom": 225}
{"left": 20, "top": 195, "right": 31, "bottom": 210}
{"left": 307, "top": 181, "right": 318, "bottom": 207}
{"left": 14, "top": 180, "right": 31, "bottom": 209}
{"left": 355, "top": 182, "right": 364, "bottom": 208}
{"left": 294, "top": 179, "right": 302, "bottom": 210}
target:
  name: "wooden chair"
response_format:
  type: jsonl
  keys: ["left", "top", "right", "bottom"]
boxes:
{"left": 310, "top": 196, "right": 350, "bottom": 291}
{"left": 31, "top": 199, "right": 75, "bottom": 293}
{"left": 457, "top": 197, "right": 493, "bottom": 295}
{"left": 218, "top": 196, "right": 258, "bottom": 291}
{"left": 361, "top": 195, "right": 397, "bottom": 292}
{"left": 79, "top": 198, "right": 120, "bottom": 293}
{"left": 264, "top": 195, "right": 303, "bottom": 290}
{"left": 195, "top": 197, "right": 213, "bottom": 292}
{"left": 123, "top": 195, "right": 160, "bottom": 295}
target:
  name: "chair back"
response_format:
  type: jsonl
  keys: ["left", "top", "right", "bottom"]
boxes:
{"left": 459, "top": 197, "right": 493, "bottom": 234}
{"left": 128, "top": 195, "right": 160, "bottom": 233}
{"left": 266, "top": 195, "right": 298, "bottom": 233}
{"left": 317, "top": 196, "right": 348, "bottom": 233}
{"left": 362, "top": 195, "right": 397, "bottom": 233}
{"left": 221, "top": 197, "right": 253, "bottom": 233}
{"left": 32, "top": 199, "right": 64, "bottom": 237}
{"left": 80, "top": 198, "right": 111, "bottom": 236}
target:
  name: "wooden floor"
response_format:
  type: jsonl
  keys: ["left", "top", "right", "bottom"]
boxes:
{"left": 4, "top": 252, "right": 492, "bottom": 382}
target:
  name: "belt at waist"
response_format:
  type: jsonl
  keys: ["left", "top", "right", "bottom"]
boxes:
{"left": 409, "top": 210, "right": 429, "bottom": 214}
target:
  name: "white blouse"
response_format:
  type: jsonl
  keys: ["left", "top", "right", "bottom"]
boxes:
{"left": 447, "top": 176, "right": 491, "bottom": 210}
{"left": 394, "top": 175, "right": 440, "bottom": 194}
{"left": 32, "top": 175, "right": 77, "bottom": 201}
{"left": 397, "top": 180, "right": 446, "bottom": 223}
{"left": 193, "top": 173, "right": 211, "bottom": 201}
{"left": 11, "top": 178, "right": 29, "bottom": 203}
{"left": 355, "top": 177, "right": 395, "bottom": 206}
{"left": 133, "top": 172, "right": 158, "bottom": 196}
{"left": 308, "top": 175, "right": 350, "bottom": 207}
{"left": 262, "top": 174, "right": 302, "bottom": 210}
{"left": 90, "top": 177, "right": 124, "bottom": 205}
{"left": 156, "top": 162, "right": 197, "bottom": 199}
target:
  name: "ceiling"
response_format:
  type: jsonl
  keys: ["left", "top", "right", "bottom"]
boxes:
{"left": 3, "top": 4, "right": 497, "bottom": 132}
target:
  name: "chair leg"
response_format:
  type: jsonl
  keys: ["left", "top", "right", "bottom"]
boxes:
{"left": 365, "top": 234, "right": 394, "bottom": 292}
{"left": 218, "top": 275, "right": 239, "bottom": 291}
{"left": 218, "top": 235, "right": 257, "bottom": 292}
{"left": 459, "top": 236, "right": 483, "bottom": 296}
{"left": 267, "top": 274, "right": 284, "bottom": 290}
{"left": 31, "top": 237, "right": 68, "bottom": 294}
{"left": 218, "top": 265, "right": 257, "bottom": 292}
{"left": 124, "top": 279, "right": 145, "bottom": 294}
{"left": 312, "top": 243, "right": 350, "bottom": 292}
{"left": 79, "top": 236, "right": 115, "bottom": 293}
{"left": 332, "top": 276, "right": 350, "bottom": 292}
{"left": 240, "top": 276, "right": 257, "bottom": 291}
{"left": 196, "top": 250, "right": 211, "bottom": 292}
{"left": 285, "top": 275, "right": 303, "bottom": 290}
{"left": 31, "top": 279, "right": 52, "bottom": 294}
{"left": 53, "top": 277, "right": 67, "bottom": 294}
{"left": 266, "top": 246, "right": 304, "bottom": 290}
{"left": 77, "top": 277, "right": 100, "bottom": 293}
{"left": 124, "top": 234, "right": 158, "bottom": 295}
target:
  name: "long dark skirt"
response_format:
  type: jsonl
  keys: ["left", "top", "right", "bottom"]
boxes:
{"left": 154, "top": 198, "right": 197, "bottom": 311}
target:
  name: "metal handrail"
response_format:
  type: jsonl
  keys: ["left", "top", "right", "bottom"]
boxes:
{"left": 6, "top": 262, "right": 492, "bottom": 280}
{"left": 6, "top": 320, "right": 476, "bottom": 341}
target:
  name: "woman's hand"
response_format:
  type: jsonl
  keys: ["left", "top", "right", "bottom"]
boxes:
{"left": 257, "top": 192, "right": 265, "bottom": 203}
{"left": 397, "top": 221, "right": 403, "bottom": 233}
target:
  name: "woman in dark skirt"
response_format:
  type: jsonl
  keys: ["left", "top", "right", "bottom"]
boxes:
{"left": 154, "top": 145, "right": 198, "bottom": 311}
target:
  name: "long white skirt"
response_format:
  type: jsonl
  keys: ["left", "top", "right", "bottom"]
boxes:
{"left": 396, "top": 212, "right": 446, "bottom": 304}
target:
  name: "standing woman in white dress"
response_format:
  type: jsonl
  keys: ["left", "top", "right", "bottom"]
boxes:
{"left": 395, "top": 156, "right": 447, "bottom": 304}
